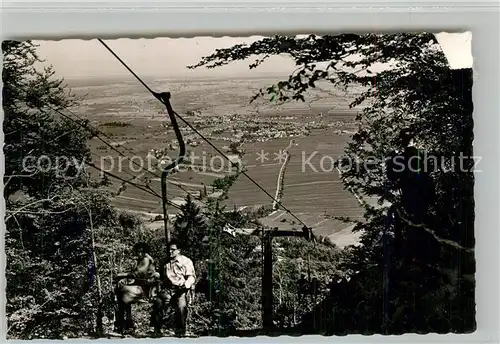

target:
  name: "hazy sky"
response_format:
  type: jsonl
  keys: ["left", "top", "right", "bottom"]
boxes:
{"left": 34, "top": 32, "right": 472, "bottom": 80}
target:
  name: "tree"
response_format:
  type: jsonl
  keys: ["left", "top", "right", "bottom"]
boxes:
{"left": 2, "top": 41, "right": 98, "bottom": 200}
{"left": 202, "top": 201, "right": 263, "bottom": 335}
{"left": 3, "top": 40, "right": 120, "bottom": 339}
{"left": 5, "top": 183, "right": 119, "bottom": 338}
{"left": 190, "top": 33, "right": 475, "bottom": 333}
{"left": 272, "top": 237, "right": 341, "bottom": 331}
{"left": 173, "top": 194, "right": 208, "bottom": 262}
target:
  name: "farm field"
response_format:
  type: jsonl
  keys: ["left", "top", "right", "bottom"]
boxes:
{"left": 69, "top": 76, "right": 366, "bottom": 246}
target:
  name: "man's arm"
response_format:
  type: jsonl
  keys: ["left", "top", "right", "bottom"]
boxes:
{"left": 183, "top": 258, "right": 196, "bottom": 289}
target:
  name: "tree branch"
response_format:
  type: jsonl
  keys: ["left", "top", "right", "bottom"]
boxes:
{"left": 5, "top": 194, "right": 64, "bottom": 222}
{"left": 4, "top": 171, "right": 39, "bottom": 188}
{"left": 394, "top": 207, "right": 474, "bottom": 254}
{"left": 5, "top": 208, "right": 76, "bottom": 217}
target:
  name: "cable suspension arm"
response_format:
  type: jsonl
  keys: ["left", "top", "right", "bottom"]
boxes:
{"left": 98, "top": 39, "right": 186, "bottom": 247}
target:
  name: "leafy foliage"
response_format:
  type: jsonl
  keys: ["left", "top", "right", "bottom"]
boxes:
{"left": 3, "top": 40, "right": 146, "bottom": 339}
{"left": 211, "top": 173, "right": 240, "bottom": 195}
{"left": 191, "top": 32, "right": 475, "bottom": 333}
{"left": 173, "top": 194, "right": 207, "bottom": 262}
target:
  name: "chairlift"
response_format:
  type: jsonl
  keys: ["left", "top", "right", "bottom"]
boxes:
{"left": 98, "top": 38, "right": 318, "bottom": 333}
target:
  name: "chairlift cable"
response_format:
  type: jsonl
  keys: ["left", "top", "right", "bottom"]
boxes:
{"left": 97, "top": 38, "right": 311, "bottom": 230}
{"left": 20, "top": 102, "right": 180, "bottom": 208}
{"left": 99, "top": 38, "right": 186, "bottom": 247}
{"left": 47, "top": 104, "right": 200, "bottom": 203}
{"left": 84, "top": 160, "right": 182, "bottom": 211}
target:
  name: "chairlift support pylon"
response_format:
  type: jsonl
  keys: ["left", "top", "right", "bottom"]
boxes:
{"left": 223, "top": 223, "right": 314, "bottom": 331}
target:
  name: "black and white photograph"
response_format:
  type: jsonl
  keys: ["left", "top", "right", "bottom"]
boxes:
{"left": 3, "top": 31, "right": 475, "bottom": 339}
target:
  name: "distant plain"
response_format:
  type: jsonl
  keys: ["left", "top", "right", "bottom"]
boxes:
{"left": 69, "top": 76, "right": 365, "bottom": 245}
